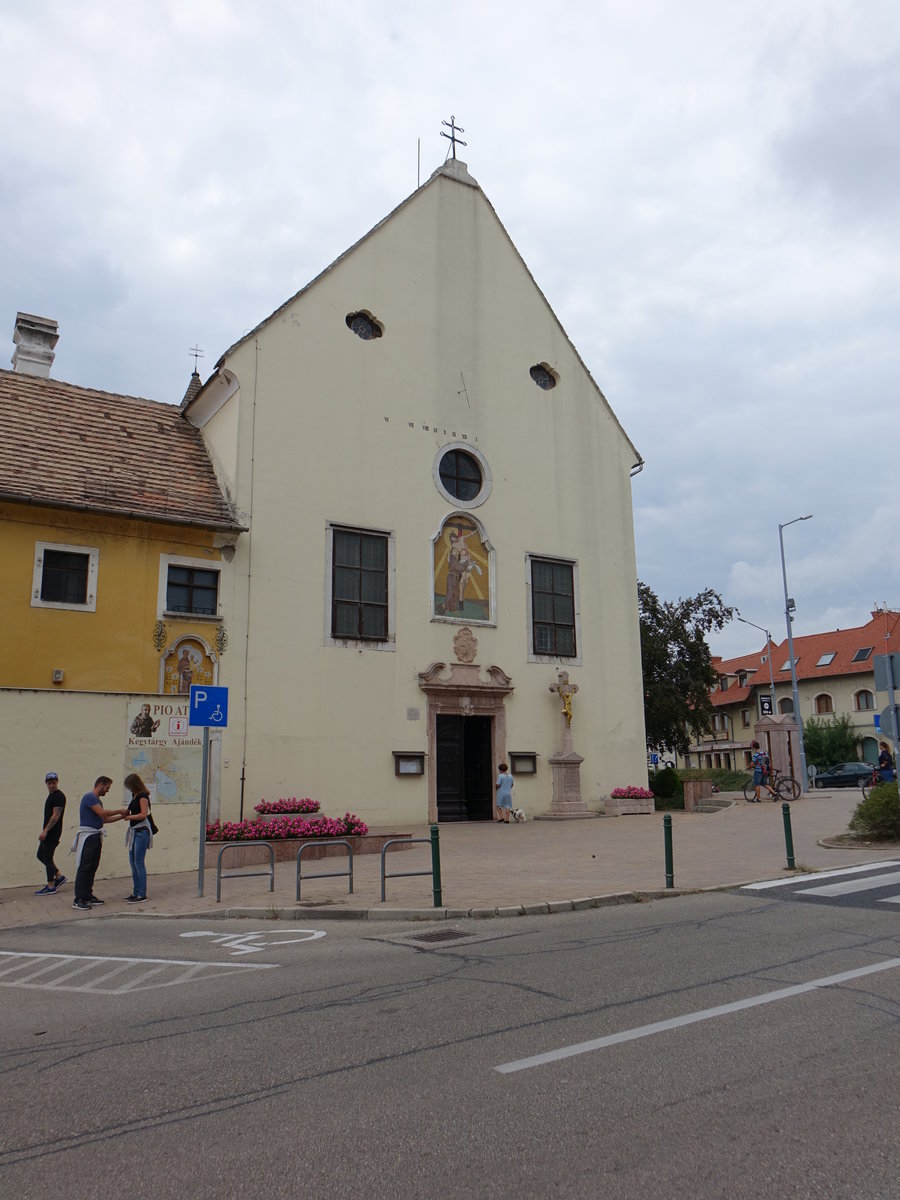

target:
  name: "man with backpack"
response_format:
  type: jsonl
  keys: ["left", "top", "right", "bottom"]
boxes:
{"left": 750, "top": 740, "right": 771, "bottom": 803}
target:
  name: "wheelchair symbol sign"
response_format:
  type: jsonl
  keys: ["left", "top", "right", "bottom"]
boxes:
{"left": 189, "top": 685, "right": 229, "bottom": 728}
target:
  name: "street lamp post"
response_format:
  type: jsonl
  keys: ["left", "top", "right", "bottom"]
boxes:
{"left": 736, "top": 614, "right": 776, "bottom": 714}
{"left": 779, "top": 514, "right": 813, "bottom": 792}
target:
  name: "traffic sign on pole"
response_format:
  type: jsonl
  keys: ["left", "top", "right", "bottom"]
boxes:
{"left": 189, "top": 685, "right": 229, "bottom": 728}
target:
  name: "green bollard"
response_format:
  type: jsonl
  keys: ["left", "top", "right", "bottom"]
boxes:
{"left": 430, "top": 823, "right": 443, "bottom": 907}
{"left": 781, "top": 802, "right": 796, "bottom": 869}
{"left": 663, "top": 813, "right": 674, "bottom": 888}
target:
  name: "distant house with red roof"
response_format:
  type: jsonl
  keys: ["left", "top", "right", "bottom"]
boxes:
{"left": 683, "top": 609, "right": 900, "bottom": 770}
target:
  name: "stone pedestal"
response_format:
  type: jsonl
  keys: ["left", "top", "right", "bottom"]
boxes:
{"left": 544, "top": 749, "right": 596, "bottom": 818}
{"left": 682, "top": 780, "right": 713, "bottom": 813}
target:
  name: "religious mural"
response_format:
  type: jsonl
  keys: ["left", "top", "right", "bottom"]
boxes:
{"left": 161, "top": 637, "right": 216, "bottom": 695}
{"left": 433, "top": 516, "right": 490, "bottom": 622}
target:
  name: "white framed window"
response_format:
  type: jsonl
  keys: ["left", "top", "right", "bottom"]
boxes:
{"left": 324, "top": 524, "right": 395, "bottom": 651}
{"left": 32, "top": 542, "right": 99, "bottom": 612}
{"left": 433, "top": 442, "right": 493, "bottom": 510}
{"left": 525, "top": 553, "right": 581, "bottom": 664}
{"left": 158, "top": 554, "right": 222, "bottom": 620}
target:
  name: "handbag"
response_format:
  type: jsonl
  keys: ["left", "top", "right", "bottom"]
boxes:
{"left": 149, "top": 810, "right": 159, "bottom": 835}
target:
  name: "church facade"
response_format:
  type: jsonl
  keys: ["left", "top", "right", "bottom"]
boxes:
{"left": 185, "top": 159, "right": 648, "bottom": 825}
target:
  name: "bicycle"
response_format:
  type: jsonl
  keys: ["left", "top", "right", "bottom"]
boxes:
{"left": 743, "top": 767, "right": 801, "bottom": 803}
{"left": 860, "top": 765, "right": 886, "bottom": 801}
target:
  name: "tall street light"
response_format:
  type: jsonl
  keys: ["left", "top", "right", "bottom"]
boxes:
{"left": 779, "top": 514, "right": 813, "bottom": 791}
{"left": 736, "top": 614, "right": 776, "bottom": 715}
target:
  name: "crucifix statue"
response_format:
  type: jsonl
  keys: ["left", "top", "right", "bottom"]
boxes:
{"left": 550, "top": 670, "right": 577, "bottom": 727}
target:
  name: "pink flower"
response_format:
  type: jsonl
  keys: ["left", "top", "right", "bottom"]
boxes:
{"left": 207, "top": 813, "right": 368, "bottom": 842}
{"left": 610, "top": 786, "right": 655, "bottom": 799}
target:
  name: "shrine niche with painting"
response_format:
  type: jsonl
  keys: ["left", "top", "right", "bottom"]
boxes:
{"left": 433, "top": 516, "right": 491, "bottom": 623}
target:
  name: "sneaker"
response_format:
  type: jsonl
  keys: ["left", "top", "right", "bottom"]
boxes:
{"left": 54, "top": 875, "right": 67, "bottom": 889}
{"left": 88, "top": 895, "right": 105, "bottom": 905}
{"left": 72, "top": 899, "right": 91, "bottom": 911}
{"left": 126, "top": 895, "right": 148, "bottom": 903}
{"left": 123, "top": 894, "right": 137, "bottom": 901}
{"left": 35, "top": 884, "right": 57, "bottom": 896}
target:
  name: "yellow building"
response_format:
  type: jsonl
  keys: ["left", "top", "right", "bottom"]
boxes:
{"left": 0, "top": 355, "right": 243, "bottom": 694}
{"left": 1, "top": 322, "right": 244, "bottom": 886}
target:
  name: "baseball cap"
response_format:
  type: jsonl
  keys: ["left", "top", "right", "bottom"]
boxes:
{"left": 45, "top": 771, "right": 58, "bottom": 781}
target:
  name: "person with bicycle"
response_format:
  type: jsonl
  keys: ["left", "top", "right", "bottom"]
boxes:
{"left": 877, "top": 741, "right": 895, "bottom": 783}
{"left": 749, "top": 740, "right": 771, "bottom": 802}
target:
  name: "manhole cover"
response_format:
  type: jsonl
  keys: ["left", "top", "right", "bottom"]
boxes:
{"left": 408, "top": 929, "right": 469, "bottom": 944}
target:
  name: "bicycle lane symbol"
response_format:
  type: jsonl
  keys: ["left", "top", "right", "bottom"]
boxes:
{"left": 180, "top": 929, "right": 327, "bottom": 957}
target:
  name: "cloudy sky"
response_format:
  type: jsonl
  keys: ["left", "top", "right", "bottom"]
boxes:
{"left": 3, "top": 0, "right": 898, "bottom": 659}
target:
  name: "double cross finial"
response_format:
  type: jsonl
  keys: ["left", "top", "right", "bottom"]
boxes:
{"left": 440, "top": 115, "right": 467, "bottom": 159}
{"left": 189, "top": 345, "right": 205, "bottom": 373}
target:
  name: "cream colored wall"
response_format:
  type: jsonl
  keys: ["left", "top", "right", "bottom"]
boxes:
{"left": 0, "top": 502, "right": 224, "bottom": 692}
{"left": 1, "top": 690, "right": 205, "bottom": 888}
{"left": 204, "top": 171, "right": 647, "bottom": 824}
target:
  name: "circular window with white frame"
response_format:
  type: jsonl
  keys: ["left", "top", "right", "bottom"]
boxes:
{"left": 433, "top": 443, "right": 492, "bottom": 509}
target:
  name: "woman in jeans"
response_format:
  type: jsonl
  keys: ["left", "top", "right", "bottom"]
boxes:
{"left": 123, "top": 772, "right": 154, "bottom": 902}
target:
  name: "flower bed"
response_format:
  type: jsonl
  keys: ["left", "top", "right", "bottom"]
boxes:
{"left": 206, "top": 813, "right": 368, "bottom": 842}
{"left": 253, "top": 796, "right": 320, "bottom": 815}
{"left": 610, "top": 786, "right": 654, "bottom": 800}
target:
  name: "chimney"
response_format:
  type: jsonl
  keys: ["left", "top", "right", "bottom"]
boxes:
{"left": 12, "top": 312, "right": 59, "bottom": 377}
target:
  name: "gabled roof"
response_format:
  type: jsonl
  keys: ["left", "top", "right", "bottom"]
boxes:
{"left": 191, "top": 159, "right": 642, "bottom": 467}
{"left": 0, "top": 368, "right": 243, "bottom": 531}
{"left": 711, "top": 611, "right": 900, "bottom": 707}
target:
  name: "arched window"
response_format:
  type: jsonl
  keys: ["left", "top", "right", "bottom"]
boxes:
{"left": 814, "top": 694, "right": 834, "bottom": 714}
{"left": 855, "top": 689, "right": 875, "bottom": 711}
{"left": 778, "top": 697, "right": 794, "bottom": 714}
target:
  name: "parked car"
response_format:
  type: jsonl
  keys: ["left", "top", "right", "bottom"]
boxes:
{"left": 812, "top": 762, "right": 872, "bottom": 789}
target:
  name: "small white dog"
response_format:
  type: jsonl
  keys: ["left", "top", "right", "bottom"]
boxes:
{"left": 512, "top": 807, "right": 527, "bottom": 823}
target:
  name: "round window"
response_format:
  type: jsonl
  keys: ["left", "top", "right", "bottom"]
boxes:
{"left": 439, "top": 449, "right": 482, "bottom": 501}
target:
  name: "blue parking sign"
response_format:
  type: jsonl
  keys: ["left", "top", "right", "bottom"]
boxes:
{"left": 189, "top": 685, "right": 229, "bottom": 728}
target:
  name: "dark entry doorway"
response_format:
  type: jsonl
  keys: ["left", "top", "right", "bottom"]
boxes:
{"left": 436, "top": 714, "right": 493, "bottom": 821}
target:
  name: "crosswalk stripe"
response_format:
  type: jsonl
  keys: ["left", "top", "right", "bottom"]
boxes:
{"left": 797, "top": 870, "right": 900, "bottom": 897}
{"left": 742, "top": 861, "right": 900, "bottom": 891}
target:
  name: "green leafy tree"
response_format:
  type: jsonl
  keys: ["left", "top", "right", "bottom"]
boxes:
{"left": 639, "top": 583, "right": 735, "bottom": 756}
{"left": 802, "top": 714, "right": 861, "bottom": 768}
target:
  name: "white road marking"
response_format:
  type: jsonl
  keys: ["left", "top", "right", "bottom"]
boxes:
{"left": 494, "top": 957, "right": 900, "bottom": 1075}
{"left": 0, "top": 950, "right": 278, "bottom": 994}
{"left": 880, "top": 897, "right": 900, "bottom": 905}
{"left": 797, "top": 870, "right": 900, "bottom": 897}
{"left": 742, "top": 861, "right": 900, "bottom": 890}
{"left": 179, "top": 929, "right": 326, "bottom": 956}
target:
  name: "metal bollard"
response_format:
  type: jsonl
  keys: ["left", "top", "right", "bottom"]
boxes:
{"left": 781, "top": 802, "right": 796, "bottom": 869}
{"left": 663, "top": 813, "right": 674, "bottom": 888}
{"left": 430, "top": 823, "right": 443, "bottom": 907}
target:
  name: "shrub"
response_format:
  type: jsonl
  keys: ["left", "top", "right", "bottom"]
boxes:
{"left": 649, "top": 766, "right": 679, "bottom": 798}
{"left": 848, "top": 783, "right": 900, "bottom": 840}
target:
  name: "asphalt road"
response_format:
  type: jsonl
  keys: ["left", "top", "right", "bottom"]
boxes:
{"left": 1, "top": 893, "right": 898, "bottom": 1200}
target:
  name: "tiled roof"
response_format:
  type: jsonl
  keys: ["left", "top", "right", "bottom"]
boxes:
{"left": 0, "top": 369, "right": 243, "bottom": 531}
{"left": 712, "top": 612, "right": 900, "bottom": 707}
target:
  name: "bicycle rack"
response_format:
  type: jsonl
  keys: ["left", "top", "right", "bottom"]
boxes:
{"left": 296, "top": 840, "right": 354, "bottom": 901}
{"left": 380, "top": 836, "right": 432, "bottom": 902}
{"left": 215, "top": 841, "right": 275, "bottom": 903}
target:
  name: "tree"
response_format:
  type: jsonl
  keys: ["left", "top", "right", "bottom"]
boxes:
{"left": 638, "top": 582, "right": 735, "bottom": 755}
{"left": 802, "top": 715, "right": 861, "bottom": 768}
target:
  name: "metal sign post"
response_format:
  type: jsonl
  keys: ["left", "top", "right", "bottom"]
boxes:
{"left": 874, "top": 654, "right": 900, "bottom": 774}
{"left": 189, "top": 686, "right": 229, "bottom": 897}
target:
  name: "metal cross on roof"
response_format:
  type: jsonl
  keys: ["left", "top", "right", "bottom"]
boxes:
{"left": 189, "top": 345, "right": 205, "bottom": 372}
{"left": 440, "top": 115, "right": 467, "bottom": 159}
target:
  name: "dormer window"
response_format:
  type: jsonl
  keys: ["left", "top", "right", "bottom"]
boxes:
{"left": 719, "top": 676, "right": 728, "bottom": 691}
{"left": 737, "top": 672, "right": 747, "bottom": 687}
